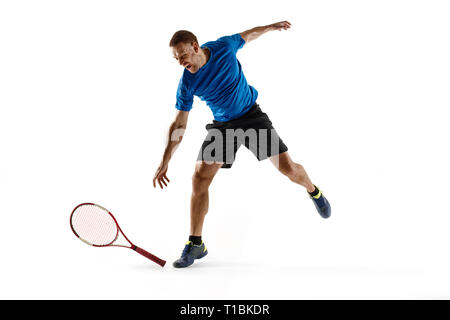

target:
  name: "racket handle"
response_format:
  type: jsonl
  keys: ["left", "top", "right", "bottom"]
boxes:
{"left": 133, "top": 246, "right": 166, "bottom": 267}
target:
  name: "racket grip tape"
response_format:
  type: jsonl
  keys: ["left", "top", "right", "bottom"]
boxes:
{"left": 133, "top": 246, "right": 166, "bottom": 267}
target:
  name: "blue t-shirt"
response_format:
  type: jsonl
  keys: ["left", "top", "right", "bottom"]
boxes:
{"left": 175, "top": 33, "right": 258, "bottom": 122}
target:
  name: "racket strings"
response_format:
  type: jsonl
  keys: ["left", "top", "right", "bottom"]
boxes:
{"left": 71, "top": 204, "right": 118, "bottom": 246}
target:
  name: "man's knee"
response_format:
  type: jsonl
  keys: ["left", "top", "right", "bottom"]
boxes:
{"left": 192, "top": 163, "right": 219, "bottom": 193}
{"left": 192, "top": 172, "right": 208, "bottom": 193}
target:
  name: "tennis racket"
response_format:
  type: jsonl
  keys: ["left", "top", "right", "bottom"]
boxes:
{"left": 70, "top": 203, "right": 166, "bottom": 267}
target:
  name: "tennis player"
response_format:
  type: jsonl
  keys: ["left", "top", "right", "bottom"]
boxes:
{"left": 153, "top": 21, "right": 331, "bottom": 268}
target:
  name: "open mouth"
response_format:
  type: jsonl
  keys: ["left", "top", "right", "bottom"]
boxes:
{"left": 186, "top": 64, "right": 192, "bottom": 70}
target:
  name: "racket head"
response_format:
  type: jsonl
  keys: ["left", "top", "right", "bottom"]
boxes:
{"left": 70, "top": 203, "right": 120, "bottom": 247}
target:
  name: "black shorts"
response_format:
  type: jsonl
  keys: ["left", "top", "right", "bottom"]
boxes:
{"left": 197, "top": 102, "right": 288, "bottom": 168}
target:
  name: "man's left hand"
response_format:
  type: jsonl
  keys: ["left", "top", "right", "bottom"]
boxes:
{"left": 270, "top": 21, "right": 291, "bottom": 31}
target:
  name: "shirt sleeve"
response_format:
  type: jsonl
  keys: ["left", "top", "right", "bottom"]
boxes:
{"left": 175, "top": 76, "right": 193, "bottom": 111}
{"left": 217, "top": 33, "right": 245, "bottom": 54}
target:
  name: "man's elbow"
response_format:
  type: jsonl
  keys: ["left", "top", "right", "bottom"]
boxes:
{"left": 239, "top": 32, "right": 249, "bottom": 44}
{"left": 170, "top": 122, "right": 186, "bottom": 143}
{"left": 171, "top": 120, "right": 186, "bottom": 132}
{"left": 173, "top": 110, "right": 189, "bottom": 129}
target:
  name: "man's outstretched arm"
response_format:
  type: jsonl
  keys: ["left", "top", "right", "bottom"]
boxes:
{"left": 239, "top": 21, "right": 291, "bottom": 44}
{"left": 153, "top": 110, "right": 189, "bottom": 189}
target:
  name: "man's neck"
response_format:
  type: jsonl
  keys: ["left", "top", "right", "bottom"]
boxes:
{"left": 200, "top": 47, "right": 210, "bottom": 67}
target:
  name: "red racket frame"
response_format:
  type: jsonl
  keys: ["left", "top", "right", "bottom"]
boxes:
{"left": 70, "top": 203, "right": 166, "bottom": 267}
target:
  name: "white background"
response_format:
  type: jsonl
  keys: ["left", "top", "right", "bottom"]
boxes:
{"left": 1, "top": 0, "right": 449, "bottom": 299}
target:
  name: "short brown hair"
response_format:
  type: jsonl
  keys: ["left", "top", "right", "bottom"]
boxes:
{"left": 169, "top": 30, "right": 198, "bottom": 47}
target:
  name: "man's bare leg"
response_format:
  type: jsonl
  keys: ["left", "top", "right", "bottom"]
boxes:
{"left": 173, "top": 161, "right": 223, "bottom": 268}
{"left": 270, "top": 152, "right": 315, "bottom": 192}
{"left": 190, "top": 161, "right": 223, "bottom": 236}
{"left": 270, "top": 151, "right": 331, "bottom": 218}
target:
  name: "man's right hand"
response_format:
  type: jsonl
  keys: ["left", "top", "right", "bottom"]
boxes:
{"left": 153, "top": 162, "right": 171, "bottom": 189}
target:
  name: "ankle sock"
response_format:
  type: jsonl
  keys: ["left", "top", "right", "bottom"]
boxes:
{"left": 308, "top": 185, "right": 320, "bottom": 198}
{"left": 189, "top": 235, "right": 202, "bottom": 246}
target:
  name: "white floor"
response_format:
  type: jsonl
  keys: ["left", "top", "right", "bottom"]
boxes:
{"left": 1, "top": 159, "right": 450, "bottom": 299}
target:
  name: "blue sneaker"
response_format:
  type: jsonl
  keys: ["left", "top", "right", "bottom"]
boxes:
{"left": 310, "top": 188, "right": 331, "bottom": 219}
{"left": 173, "top": 241, "right": 208, "bottom": 268}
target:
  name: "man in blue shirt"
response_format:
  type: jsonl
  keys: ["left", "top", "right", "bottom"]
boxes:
{"left": 153, "top": 21, "right": 331, "bottom": 268}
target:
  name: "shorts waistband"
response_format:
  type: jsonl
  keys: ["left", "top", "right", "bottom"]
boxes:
{"left": 212, "top": 103, "right": 260, "bottom": 125}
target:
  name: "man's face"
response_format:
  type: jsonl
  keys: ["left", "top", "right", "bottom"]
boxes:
{"left": 172, "top": 42, "right": 200, "bottom": 73}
